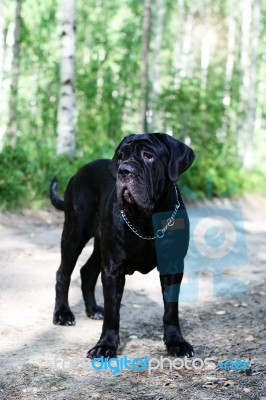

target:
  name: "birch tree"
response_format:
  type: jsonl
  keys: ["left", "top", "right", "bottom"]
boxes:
{"left": 56, "top": 0, "right": 76, "bottom": 156}
{"left": 139, "top": 0, "right": 152, "bottom": 133}
{"left": 173, "top": 1, "right": 195, "bottom": 88}
{"left": 200, "top": 11, "right": 217, "bottom": 92}
{"left": 244, "top": 0, "right": 260, "bottom": 169}
{"left": 0, "top": 0, "right": 4, "bottom": 99}
{"left": 149, "top": 0, "right": 164, "bottom": 131}
{"left": 7, "top": 0, "right": 22, "bottom": 147}
{"left": 237, "top": 0, "right": 252, "bottom": 159}
{"left": 0, "top": 0, "right": 5, "bottom": 150}
{"left": 223, "top": 0, "right": 237, "bottom": 105}
{"left": 173, "top": 0, "right": 185, "bottom": 88}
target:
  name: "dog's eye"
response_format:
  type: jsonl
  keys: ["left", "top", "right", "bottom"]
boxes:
{"left": 143, "top": 152, "right": 154, "bottom": 162}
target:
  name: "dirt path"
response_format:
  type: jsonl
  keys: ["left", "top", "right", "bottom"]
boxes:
{"left": 0, "top": 196, "right": 265, "bottom": 400}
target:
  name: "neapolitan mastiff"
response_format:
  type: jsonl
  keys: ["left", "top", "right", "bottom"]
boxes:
{"left": 50, "top": 133, "right": 195, "bottom": 359}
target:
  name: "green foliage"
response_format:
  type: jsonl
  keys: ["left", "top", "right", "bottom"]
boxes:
{"left": 0, "top": 0, "right": 265, "bottom": 209}
{"left": 0, "top": 145, "right": 32, "bottom": 209}
{"left": 0, "top": 141, "right": 97, "bottom": 210}
{"left": 243, "top": 169, "right": 266, "bottom": 195}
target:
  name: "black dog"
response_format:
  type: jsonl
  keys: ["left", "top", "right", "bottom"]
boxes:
{"left": 50, "top": 133, "right": 195, "bottom": 359}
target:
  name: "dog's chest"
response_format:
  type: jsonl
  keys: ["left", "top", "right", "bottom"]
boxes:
{"left": 122, "top": 240, "right": 157, "bottom": 275}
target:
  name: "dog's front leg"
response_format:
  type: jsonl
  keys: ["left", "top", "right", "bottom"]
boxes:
{"left": 160, "top": 273, "right": 194, "bottom": 357}
{"left": 87, "top": 265, "right": 125, "bottom": 359}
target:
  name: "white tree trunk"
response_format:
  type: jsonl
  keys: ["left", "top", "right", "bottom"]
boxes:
{"left": 173, "top": 1, "right": 195, "bottom": 86}
{"left": 149, "top": 0, "right": 164, "bottom": 131}
{"left": 255, "top": 52, "right": 266, "bottom": 164}
{"left": 200, "top": 31, "right": 211, "bottom": 91}
{"left": 200, "top": 5, "right": 217, "bottom": 93}
{"left": 139, "top": 0, "right": 152, "bottom": 133}
{"left": 0, "top": 0, "right": 5, "bottom": 150}
{"left": 220, "top": 0, "right": 237, "bottom": 139}
{"left": 56, "top": 0, "right": 76, "bottom": 156}
{"left": 223, "top": 0, "right": 237, "bottom": 105}
{"left": 240, "top": 0, "right": 252, "bottom": 78}
{"left": 244, "top": 0, "right": 260, "bottom": 169}
{"left": 0, "top": 0, "right": 4, "bottom": 98}
{"left": 0, "top": 10, "right": 17, "bottom": 151}
{"left": 7, "top": 0, "right": 22, "bottom": 147}
{"left": 237, "top": 0, "right": 252, "bottom": 159}
{"left": 173, "top": 0, "right": 184, "bottom": 88}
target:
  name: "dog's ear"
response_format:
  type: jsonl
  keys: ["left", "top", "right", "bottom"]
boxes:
{"left": 162, "top": 134, "right": 196, "bottom": 182}
{"left": 109, "top": 134, "right": 135, "bottom": 179}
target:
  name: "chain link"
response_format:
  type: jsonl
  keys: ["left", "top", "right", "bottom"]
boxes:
{"left": 120, "top": 184, "right": 180, "bottom": 240}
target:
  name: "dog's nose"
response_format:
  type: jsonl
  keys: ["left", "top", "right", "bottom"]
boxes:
{"left": 118, "top": 163, "right": 135, "bottom": 177}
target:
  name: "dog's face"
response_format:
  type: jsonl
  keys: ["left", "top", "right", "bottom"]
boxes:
{"left": 110, "top": 133, "right": 195, "bottom": 212}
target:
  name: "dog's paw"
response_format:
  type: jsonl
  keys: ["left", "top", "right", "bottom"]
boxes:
{"left": 86, "top": 305, "right": 104, "bottom": 320}
{"left": 87, "top": 346, "right": 117, "bottom": 359}
{"left": 53, "top": 309, "right": 76, "bottom": 326}
{"left": 167, "top": 341, "right": 194, "bottom": 358}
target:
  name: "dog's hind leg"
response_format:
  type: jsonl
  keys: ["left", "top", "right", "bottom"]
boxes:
{"left": 53, "top": 215, "right": 89, "bottom": 326}
{"left": 80, "top": 237, "right": 104, "bottom": 320}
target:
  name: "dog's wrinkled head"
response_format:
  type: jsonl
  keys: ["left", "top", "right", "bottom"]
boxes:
{"left": 110, "top": 133, "right": 195, "bottom": 212}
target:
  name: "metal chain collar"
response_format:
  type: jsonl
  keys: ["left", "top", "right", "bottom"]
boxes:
{"left": 120, "top": 185, "right": 180, "bottom": 240}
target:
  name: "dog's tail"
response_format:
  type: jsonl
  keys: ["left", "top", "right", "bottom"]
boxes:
{"left": 50, "top": 177, "right": 64, "bottom": 211}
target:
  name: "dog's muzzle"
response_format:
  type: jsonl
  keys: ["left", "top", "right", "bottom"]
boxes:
{"left": 116, "top": 160, "right": 154, "bottom": 211}
{"left": 117, "top": 163, "right": 135, "bottom": 181}
{"left": 117, "top": 163, "right": 137, "bottom": 207}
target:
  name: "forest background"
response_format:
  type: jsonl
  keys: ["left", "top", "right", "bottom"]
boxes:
{"left": 0, "top": 0, "right": 265, "bottom": 209}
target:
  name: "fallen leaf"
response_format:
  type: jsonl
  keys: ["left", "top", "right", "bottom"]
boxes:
{"left": 215, "top": 310, "right": 226, "bottom": 315}
{"left": 233, "top": 302, "right": 248, "bottom": 307}
{"left": 205, "top": 376, "right": 219, "bottom": 382}
{"left": 129, "top": 335, "right": 138, "bottom": 339}
{"left": 224, "top": 380, "right": 235, "bottom": 387}
{"left": 202, "top": 382, "right": 218, "bottom": 388}
{"left": 245, "top": 335, "right": 255, "bottom": 341}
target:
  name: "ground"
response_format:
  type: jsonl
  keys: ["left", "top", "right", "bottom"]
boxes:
{"left": 0, "top": 195, "right": 265, "bottom": 400}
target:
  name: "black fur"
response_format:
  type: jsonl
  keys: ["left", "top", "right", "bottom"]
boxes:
{"left": 50, "top": 133, "right": 195, "bottom": 359}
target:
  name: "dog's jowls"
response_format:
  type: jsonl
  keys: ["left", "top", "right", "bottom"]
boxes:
{"left": 50, "top": 133, "right": 195, "bottom": 359}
